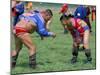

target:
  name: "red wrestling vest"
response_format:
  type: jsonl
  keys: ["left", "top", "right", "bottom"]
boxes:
{"left": 74, "top": 19, "right": 85, "bottom": 37}
{"left": 74, "top": 18, "right": 84, "bottom": 36}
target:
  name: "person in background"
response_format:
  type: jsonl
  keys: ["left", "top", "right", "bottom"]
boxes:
{"left": 91, "top": 6, "right": 96, "bottom": 22}
{"left": 12, "top": 0, "right": 25, "bottom": 26}
{"left": 74, "top": 5, "right": 92, "bottom": 32}
{"left": 59, "top": 4, "right": 69, "bottom": 34}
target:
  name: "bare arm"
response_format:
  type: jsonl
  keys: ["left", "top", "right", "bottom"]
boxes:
{"left": 46, "top": 18, "right": 52, "bottom": 31}
{"left": 77, "top": 19, "right": 87, "bottom": 27}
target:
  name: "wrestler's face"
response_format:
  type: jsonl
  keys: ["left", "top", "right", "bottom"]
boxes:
{"left": 61, "top": 19, "right": 70, "bottom": 25}
{"left": 44, "top": 13, "right": 52, "bottom": 22}
{"left": 45, "top": 16, "right": 52, "bottom": 22}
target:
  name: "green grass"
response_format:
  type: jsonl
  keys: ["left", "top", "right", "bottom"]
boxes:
{"left": 11, "top": 9, "right": 96, "bottom": 75}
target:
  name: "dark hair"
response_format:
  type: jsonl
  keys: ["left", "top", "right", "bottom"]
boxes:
{"left": 46, "top": 9, "right": 53, "bottom": 16}
{"left": 68, "top": 14, "right": 74, "bottom": 18}
{"left": 60, "top": 14, "right": 69, "bottom": 21}
{"left": 60, "top": 14, "right": 74, "bottom": 21}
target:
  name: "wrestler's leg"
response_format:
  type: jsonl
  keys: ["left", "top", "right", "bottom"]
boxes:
{"left": 83, "top": 30, "right": 92, "bottom": 63}
{"left": 71, "top": 38, "right": 79, "bottom": 64}
{"left": 19, "top": 33, "right": 36, "bottom": 68}
{"left": 11, "top": 34, "right": 23, "bottom": 68}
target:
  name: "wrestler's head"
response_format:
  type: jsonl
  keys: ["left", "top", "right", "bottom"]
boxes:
{"left": 41, "top": 9, "right": 53, "bottom": 22}
{"left": 60, "top": 14, "right": 73, "bottom": 27}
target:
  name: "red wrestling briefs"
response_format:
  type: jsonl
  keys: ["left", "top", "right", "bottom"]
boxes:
{"left": 14, "top": 26, "right": 28, "bottom": 36}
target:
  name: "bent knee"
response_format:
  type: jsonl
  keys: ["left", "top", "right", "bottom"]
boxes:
{"left": 29, "top": 46, "right": 36, "bottom": 51}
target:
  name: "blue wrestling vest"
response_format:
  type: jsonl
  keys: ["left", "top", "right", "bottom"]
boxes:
{"left": 19, "top": 13, "right": 52, "bottom": 36}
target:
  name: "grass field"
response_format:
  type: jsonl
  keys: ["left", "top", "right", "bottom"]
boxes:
{"left": 11, "top": 3, "right": 96, "bottom": 75}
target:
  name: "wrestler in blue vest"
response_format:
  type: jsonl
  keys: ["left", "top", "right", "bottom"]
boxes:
{"left": 19, "top": 11, "right": 54, "bottom": 37}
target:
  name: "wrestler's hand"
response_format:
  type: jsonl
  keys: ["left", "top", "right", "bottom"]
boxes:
{"left": 51, "top": 32, "right": 56, "bottom": 38}
{"left": 48, "top": 32, "right": 56, "bottom": 38}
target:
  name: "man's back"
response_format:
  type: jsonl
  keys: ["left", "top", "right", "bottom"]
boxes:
{"left": 74, "top": 5, "right": 87, "bottom": 20}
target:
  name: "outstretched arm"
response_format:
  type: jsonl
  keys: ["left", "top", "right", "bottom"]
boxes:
{"left": 36, "top": 18, "right": 56, "bottom": 38}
